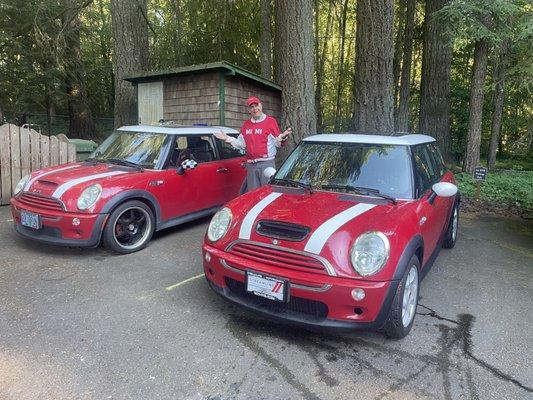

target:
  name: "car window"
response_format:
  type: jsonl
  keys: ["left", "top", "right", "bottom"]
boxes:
{"left": 217, "top": 134, "right": 245, "bottom": 159}
{"left": 412, "top": 145, "right": 439, "bottom": 196}
{"left": 168, "top": 135, "right": 217, "bottom": 167}
{"left": 427, "top": 143, "right": 446, "bottom": 177}
{"left": 275, "top": 142, "right": 413, "bottom": 199}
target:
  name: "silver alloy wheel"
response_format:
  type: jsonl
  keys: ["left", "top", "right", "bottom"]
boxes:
{"left": 451, "top": 207, "right": 458, "bottom": 242}
{"left": 112, "top": 206, "right": 152, "bottom": 251}
{"left": 402, "top": 265, "right": 419, "bottom": 328}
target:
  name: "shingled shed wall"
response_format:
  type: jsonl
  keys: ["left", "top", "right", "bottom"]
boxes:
{"left": 225, "top": 76, "right": 282, "bottom": 129}
{"left": 163, "top": 72, "right": 220, "bottom": 126}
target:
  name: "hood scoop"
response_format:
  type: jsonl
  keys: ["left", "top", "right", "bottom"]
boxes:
{"left": 36, "top": 179, "right": 59, "bottom": 188}
{"left": 256, "top": 220, "right": 311, "bottom": 241}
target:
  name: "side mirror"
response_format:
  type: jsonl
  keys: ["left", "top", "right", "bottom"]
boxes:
{"left": 263, "top": 167, "right": 277, "bottom": 180}
{"left": 429, "top": 182, "right": 458, "bottom": 204}
{"left": 177, "top": 159, "right": 198, "bottom": 175}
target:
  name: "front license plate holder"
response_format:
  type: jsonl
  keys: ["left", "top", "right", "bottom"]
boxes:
{"left": 20, "top": 211, "right": 41, "bottom": 229}
{"left": 245, "top": 270, "right": 289, "bottom": 302}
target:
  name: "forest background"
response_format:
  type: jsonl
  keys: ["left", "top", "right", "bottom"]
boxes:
{"left": 0, "top": 0, "right": 531, "bottom": 177}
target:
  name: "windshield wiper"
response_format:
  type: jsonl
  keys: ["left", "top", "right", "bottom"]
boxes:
{"left": 271, "top": 178, "right": 314, "bottom": 193}
{"left": 320, "top": 184, "right": 396, "bottom": 204}
{"left": 105, "top": 158, "right": 144, "bottom": 171}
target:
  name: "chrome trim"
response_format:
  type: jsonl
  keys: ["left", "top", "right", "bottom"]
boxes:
{"left": 225, "top": 239, "right": 337, "bottom": 277}
{"left": 220, "top": 259, "right": 332, "bottom": 292}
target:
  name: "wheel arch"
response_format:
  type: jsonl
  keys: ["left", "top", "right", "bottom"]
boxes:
{"left": 392, "top": 234, "right": 424, "bottom": 281}
{"left": 100, "top": 190, "right": 162, "bottom": 228}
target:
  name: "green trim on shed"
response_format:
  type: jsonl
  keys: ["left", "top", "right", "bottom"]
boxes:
{"left": 124, "top": 61, "right": 281, "bottom": 92}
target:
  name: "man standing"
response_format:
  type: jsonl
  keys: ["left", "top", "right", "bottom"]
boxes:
{"left": 215, "top": 96, "right": 291, "bottom": 191}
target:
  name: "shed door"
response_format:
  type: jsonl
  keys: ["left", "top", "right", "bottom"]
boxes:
{"left": 138, "top": 81, "right": 163, "bottom": 124}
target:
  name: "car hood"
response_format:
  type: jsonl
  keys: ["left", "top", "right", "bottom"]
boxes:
{"left": 23, "top": 162, "right": 141, "bottom": 199}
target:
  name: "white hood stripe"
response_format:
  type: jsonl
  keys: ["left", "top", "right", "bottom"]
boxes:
{"left": 52, "top": 171, "right": 128, "bottom": 198}
{"left": 239, "top": 192, "right": 283, "bottom": 239}
{"left": 24, "top": 164, "right": 78, "bottom": 192}
{"left": 304, "top": 203, "right": 376, "bottom": 254}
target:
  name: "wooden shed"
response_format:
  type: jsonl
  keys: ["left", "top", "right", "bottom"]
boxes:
{"left": 124, "top": 61, "right": 282, "bottom": 130}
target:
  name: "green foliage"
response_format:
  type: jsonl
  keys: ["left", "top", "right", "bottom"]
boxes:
{"left": 456, "top": 170, "right": 533, "bottom": 210}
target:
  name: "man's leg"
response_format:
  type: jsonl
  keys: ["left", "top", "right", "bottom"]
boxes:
{"left": 246, "top": 163, "right": 261, "bottom": 192}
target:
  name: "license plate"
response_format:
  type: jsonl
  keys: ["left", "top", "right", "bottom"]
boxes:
{"left": 20, "top": 211, "right": 41, "bottom": 229}
{"left": 245, "top": 271, "right": 289, "bottom": 302}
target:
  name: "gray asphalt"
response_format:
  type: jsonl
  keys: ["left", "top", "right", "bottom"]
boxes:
{"left": 0, "top": 205, "right": 532, "bottom": 400}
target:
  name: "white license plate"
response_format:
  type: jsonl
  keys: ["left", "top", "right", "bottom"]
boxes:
{"left": 20, "top": 211, "right": 41, "bottom": 229}
{"left": 245, "top": 271, "right": 288, "bottom": 302}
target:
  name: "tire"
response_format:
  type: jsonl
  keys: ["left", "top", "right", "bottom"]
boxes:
{"left": 383, "top": 255, "right": 420, "bottom": 339}
{"left": 102, "top": 200, "right": 155, "bottom": 254}
{"left": 442, "top": 201, "right": 459, "bottom": 249}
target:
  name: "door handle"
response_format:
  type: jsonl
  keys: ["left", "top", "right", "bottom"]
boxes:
{"left": 217, "top": 167, "right": 228, "bottom": 173}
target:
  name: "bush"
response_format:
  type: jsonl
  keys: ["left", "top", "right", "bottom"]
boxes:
{"left": 455, "top": 171, "right": 533, "bottom": 210}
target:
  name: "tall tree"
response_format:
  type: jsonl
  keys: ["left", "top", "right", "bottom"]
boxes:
{"left": 62, "top": 2, "right": 97, "bottom": 139}
{"left": 395, "top": 0, "right": 416, "bottom": 132}
{"left": 487, "top": 38, "right": 510, "bottom": 170}
{"left": 353, "top": 0, "right": 394, "bottom": 134}
{"left": 275, "top": 0, "right": 316, "bottom": 157}
{"left": 111, "top": 0, "right": 150, "bottom": 128}
{"left": 418, "top": 0, "right": 452, "bottom": 157}
{"left": 260, "top": 0, "right": 272, "bottom": 79}
{"left": 333, "top": 0, "right": 350, "bottom": 132}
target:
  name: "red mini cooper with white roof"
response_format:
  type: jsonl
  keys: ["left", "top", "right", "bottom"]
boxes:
{"left": 11, "top": 125, "right": 246, "bottom": 253}
{"left": 203, "top": 133, "right": 459, "bottom": 338}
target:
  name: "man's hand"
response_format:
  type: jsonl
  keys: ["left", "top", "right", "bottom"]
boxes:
{"left": 278, "top": 127, "right": 292, "bottom": 143}
{"left": 214, "top": 130, "right": 228, "bottom": 141}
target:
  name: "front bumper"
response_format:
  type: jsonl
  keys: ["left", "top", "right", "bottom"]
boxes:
{"left": 11, "top": 197, "right": 107, "bottom": 247}
{"left": 203, "top": 243, "right": 399, "bottom": 331}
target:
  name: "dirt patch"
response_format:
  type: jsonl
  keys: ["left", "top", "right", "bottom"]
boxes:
{"left": 460, "top": 196, "right": 532, "bottom": 220}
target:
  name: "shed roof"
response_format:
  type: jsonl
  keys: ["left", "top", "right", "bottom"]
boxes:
{"left": 124, "top": 61, "right": 282, "bottom": 92}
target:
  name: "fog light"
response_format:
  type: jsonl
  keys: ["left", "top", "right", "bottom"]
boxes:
{"left": 351, "top": 288, "right": 366, "bottom": 301}
{"left": 72, "top": 218, "right": 80, "bottom": 226}
{"left": 204, "top": 252, "right": 211, "bottom": 262}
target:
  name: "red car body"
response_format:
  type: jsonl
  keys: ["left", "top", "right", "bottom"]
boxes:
{"left": 203, "top": 134, "right": 460, "bottom": 337}
{"left": 11, "top": 125, "right": 247, "bottom": 253}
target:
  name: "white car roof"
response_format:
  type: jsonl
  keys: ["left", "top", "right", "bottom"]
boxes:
{"left": 118, "top": 124, "right": 239, "bottom": 135}
{"left": 304, "top": 133, "right": 436, "bottom": 146}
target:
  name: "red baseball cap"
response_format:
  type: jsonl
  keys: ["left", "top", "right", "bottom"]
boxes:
{"left": 246, "top": 96, "right": 261, "bottom": 106}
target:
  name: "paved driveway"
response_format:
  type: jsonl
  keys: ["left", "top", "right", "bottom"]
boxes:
{"left": 0, "top": 205, "right": 531, "bottom": 400}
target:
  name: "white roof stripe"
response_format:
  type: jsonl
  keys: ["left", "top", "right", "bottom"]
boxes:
{"left": 52, "top": 171, "right": 128, "bottom": 198}
{"left": 304, "top": 203, "right": 376, "bottom": 255}
{"left": 238, "top": 192, "right": 283, "bottom": 240}
{"left": 303, "top": 134, "right": 435, "bottom": 146}
{"left": 118, "top": 125, "right": 239, "bottom": 135}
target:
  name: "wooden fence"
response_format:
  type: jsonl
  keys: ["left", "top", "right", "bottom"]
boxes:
{"left": 0, "top": 124, "right": 76, "bottom": 205}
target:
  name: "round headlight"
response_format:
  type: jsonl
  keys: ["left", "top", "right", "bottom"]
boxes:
{"left": 14, "top": 175, "right": 30, "bottom": 195}
{"left": 350, "top": 231, "right": 390, "bottom": 276}
{"left": 77, "top": 184, "right": 102, "bottom": 210}
{"left": 207, "top": 207, "right": 232, "bottom": 242}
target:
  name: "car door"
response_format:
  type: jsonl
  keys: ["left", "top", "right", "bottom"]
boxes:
{"left": 161, "top": 135, "right": 222, "bottom": 221}
{"left": 412, "top": 144, "right": 448, "bottom": 266}
{"left": 214, "top": 134, "right": 247, "bottom": 202}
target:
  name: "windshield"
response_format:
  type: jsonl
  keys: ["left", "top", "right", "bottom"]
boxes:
{"left": 275, "top": 142, "right": 413, "bottom": 199}
{"left": 90, "top": 131, "right": 169, "bottom": 169}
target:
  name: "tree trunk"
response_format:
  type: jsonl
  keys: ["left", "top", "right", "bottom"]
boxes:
{"left": 111, "top": 0, "right": 150, "bottom": 128}
{"left": 353, "top": 0, "right": 394, "bottom": 134}
{"left": 463, "top": 38, "right": 489, "bottom": 174}
{"left": 275, "top": 0, "right": 316, "bottom": 160}
{"left": 63, "top": 11, "right": 97, "bottom": 139}
{"left": 393, "top": 0, "right": 406, "bottom": 113}
{"left": 395, "top": 0, "right": 415, "bottom": 132}
{"left": 487, "top": 39, "right": 509, "bottom": 171}
{"left": 98, "top": 0, "right": 114, "bottom": 115}
{"left": 172, "top": 0, "right": 183, "bottom": 66}
{"left": 315, "top": 0, "right": 334, "bottom": 132}
{"left": 418, "top": 0, "right": 452, "bottom": 158}
{"left": 260, "top": 0, "right": 272, "bottom": 79}
{"left": 333, "top": 0, "right": 349, "bottom": 132}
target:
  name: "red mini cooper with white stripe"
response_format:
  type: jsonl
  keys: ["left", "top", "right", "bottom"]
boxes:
{"left": 11, "top": 125, "right": 246, "bottom": 253}
{"left": 203, "top": 134, "right": 459, "bottom": 338}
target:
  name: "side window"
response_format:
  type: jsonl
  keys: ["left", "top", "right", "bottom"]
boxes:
{"left": 428, "top": 143, "right": 446, "bottom": 177}
{"left": 412, "top": 145, "right": 437, "bottom": 196}
{"left": 217, "top": 134, "right": 245, "bottom": 160}
{"left": 168, "top": 135, "right": 217, "bottom": 167}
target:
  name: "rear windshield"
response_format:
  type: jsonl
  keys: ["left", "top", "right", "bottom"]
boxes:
{"left": 275, "top": 142, "right": 413, "bottom": 199}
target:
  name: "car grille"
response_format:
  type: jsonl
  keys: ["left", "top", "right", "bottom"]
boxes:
{"left": 256, "top": 220, "right": 310, "bottom": 241}
{"left": 225, "top": 277, "right": 328, "bottom": 320}
{"left": 19, "top": 193, "right": 65, "bottom": 211}
{"left": 227, "top": 241, "right": 332, "bottom": 275}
